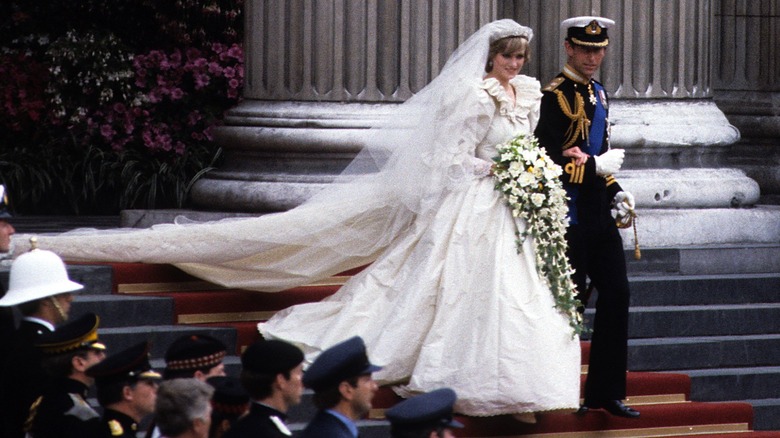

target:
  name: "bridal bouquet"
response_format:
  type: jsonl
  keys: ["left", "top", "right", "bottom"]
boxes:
{"left": 492, "top": 133, "right": 585, "bottom": 335}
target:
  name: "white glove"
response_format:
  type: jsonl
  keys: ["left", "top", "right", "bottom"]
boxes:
{"left": 594, "top": 149, "right": 625, "bottom": 176}
{"left": 615, "top": 191, "right": 635, "bottom": 211}
{"left": 613, "top": 191, "right": 635, "bottom": 228}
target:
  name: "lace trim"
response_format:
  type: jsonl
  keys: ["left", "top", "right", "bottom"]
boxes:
{"left": 480, "top": 75, "right": 541, "bottom": 120}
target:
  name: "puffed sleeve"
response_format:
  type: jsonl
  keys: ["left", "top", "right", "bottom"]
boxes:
{"left": 512, "top": 75, "right": 542, "bottom": 131}
{"left": 424, "top": 79, "right": 497, "bottom": 182}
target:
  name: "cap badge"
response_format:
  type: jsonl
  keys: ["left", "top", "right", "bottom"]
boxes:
{"left": 586, "top": 20, "right": 602, "bottom": 35}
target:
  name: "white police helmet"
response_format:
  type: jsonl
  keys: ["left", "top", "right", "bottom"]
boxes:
{"left": 0, "top": 246, "right": 83, "bottom": 306}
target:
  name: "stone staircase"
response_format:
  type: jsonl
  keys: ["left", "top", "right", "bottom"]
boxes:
{"left": 4, "top": 213, "right": 780, "bottom": 435}
{"left": 615, "top": 244, "right": 780, "bottom": 431}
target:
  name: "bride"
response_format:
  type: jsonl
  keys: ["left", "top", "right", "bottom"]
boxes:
{"left": 19, "top": 19, "right": 580, "bottom": 417}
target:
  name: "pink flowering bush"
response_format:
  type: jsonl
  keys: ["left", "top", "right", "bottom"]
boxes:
{"left": 0, "top": 0, "right": 243, "bottom": 214}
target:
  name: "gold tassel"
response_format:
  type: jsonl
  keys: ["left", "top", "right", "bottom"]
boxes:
{"left": 632, "top": 212, "right": 641, "bottom": 260}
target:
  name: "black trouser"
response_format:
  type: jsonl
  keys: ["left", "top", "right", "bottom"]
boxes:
{"left": 567, "top": 223, "right": 630, "bottom": 403}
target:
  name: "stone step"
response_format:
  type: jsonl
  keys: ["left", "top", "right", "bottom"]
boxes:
{"left": 0, "top": 264, "right": 115, "bottom": 295}
{"left": 71, "top": 295, "right": 174, "bottom": 328}
{"left": 679, "top": 367, "right": 780, "bottom": 402}
{"left": 628, "top": 334, "right": 780, "bottom": 371}
{"left": 627, "top": 273, "right": 780, "bottom": 306}
{"left": 97, "top": 325, "right": 237, "bottom": 358}
{"left": 616, "top": 304, "right": 780, "bottom": 339}
{"left": 624, "top": 243, "right": 780, "bottom": 276}
{"left": 750, "top": 399, "right": 780, "bottom": 431}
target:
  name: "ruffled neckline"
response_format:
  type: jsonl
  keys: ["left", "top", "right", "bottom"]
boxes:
{"left": 480, "top": 75, "right": 541, "bottom": 118}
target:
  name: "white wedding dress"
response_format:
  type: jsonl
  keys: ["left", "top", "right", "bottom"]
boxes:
{"left": 259, "top": 75, "right": 581, "bottom": 416}
{"left": 19, "top": 20, "right": 580, "bottom": 416}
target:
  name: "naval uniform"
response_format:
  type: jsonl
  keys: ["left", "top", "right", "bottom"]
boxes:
{"left": 534, "top": 64, "right": 630, "bottom": 404}
{"left": 223, "top": 402, "right": 292, "bottom": 438}
{"left": 26, "top": 378, "right": 103, "bottom": 438}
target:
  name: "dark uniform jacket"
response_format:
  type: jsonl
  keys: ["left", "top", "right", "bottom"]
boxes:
{"left": 223, "top": 402, "right": 292, "bottom": 438}
{"left": 26, "top": 378, "right": 103, "bottom": 438}
{"left": 0, "top": 319, "right": 52, "bottom": 438}
{"left": 100, "top": 408, "right": 140, "bottom": 438}
{"left": 534, "top": 64, "right": 623, "bottom": 229}
{"left": 299, "top": 411, "right": 355, "bottom": 438}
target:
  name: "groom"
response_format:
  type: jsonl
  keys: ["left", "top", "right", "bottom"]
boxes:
{"left": 534, "top": 16, "right": 639, "bottom": 418}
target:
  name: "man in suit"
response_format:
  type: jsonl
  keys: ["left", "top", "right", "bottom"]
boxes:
{"left": 87, "top": 341, "right": 162, "bottom": 437}
{"left": 534, "top": 15, "right": 639, "bottom": 418}
{"left": 385, "top": 388, "right": 463, "bottom": 438}
{"left": 25, "top": 313, "right": 107, "bottom": 437}
{"left": 300, "top": 336, "right": 381, "bottom": 438}
{"left": 0, "top": 244, "right": 85, "bottom": 437}
{"left": 224, "top": 339, "right": 304, "bottom": 438}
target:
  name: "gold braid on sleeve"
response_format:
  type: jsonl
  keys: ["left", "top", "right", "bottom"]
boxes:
{"left": 553, "top": 89, "right": 590, "bottom": 150}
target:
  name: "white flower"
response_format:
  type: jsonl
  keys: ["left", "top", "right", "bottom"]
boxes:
{"left": 517, "top": 172, "right": 535, "bottom": 187}
{"left": 492, "top": 133, "right": 583, "bottom": 335}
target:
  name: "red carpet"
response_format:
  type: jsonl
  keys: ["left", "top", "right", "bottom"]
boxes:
{"left": 89, "top": 262, "right": 779, "bottom": 436}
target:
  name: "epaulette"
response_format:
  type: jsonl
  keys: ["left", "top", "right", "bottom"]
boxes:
{"left": 108, "top": 419, "right": 124, "bottom": 436}
{"left": 542, "top": 77, "right": 565, "bottom": 92}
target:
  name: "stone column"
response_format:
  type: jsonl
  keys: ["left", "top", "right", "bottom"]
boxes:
{"left": 712, "top": 0, "right": 780, "bottom": 203}
{"left": 191, "top": 0, "right": 499, "bottom": 212}
{"left": 190, "top": 0, "right": 778, "bottom": 247}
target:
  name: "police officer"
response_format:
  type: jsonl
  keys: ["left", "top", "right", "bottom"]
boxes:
{"left": 0, "top": 243, "right": 85, "bottom": 437}
{"left": 534, "top": 16, "right": 638, "bottom": 418}
{"left": 385, "top": 388, "right": 464, "bottom": 438}
{"left": 224, "top": 339, "right": 304, "bottom": 438}
{"left": 87, "top": 341, "right": 162, "bottom": 437}
{"left": 299, "top": 336, "right": 382, "bottom": 438}
{"left": 26, "top": 313, "right": 107, "bottom": 437}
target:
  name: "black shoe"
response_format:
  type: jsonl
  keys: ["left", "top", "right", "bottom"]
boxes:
{"left": 592, "top": 400, "right": 640, "bottom": 418}
{"left": 575, "top": 405, "right": 589, "bottom": 416}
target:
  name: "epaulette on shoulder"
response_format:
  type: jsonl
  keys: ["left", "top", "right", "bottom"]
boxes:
{"left": 542, "top": 77, "right": 565, "bottom": 92}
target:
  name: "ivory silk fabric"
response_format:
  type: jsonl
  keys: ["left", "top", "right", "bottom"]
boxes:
{"left": 260, "top": 76, "right": 580, "bottom": 416}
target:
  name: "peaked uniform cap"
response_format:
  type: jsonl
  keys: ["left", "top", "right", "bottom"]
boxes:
{"left": 0, "top": 247, "right": 83, "bottom": 306}
{"left": 87, "top": 341, "right": 161, "bottom": 385}
{"left": 303, "top": 336, "right": 381, "bottom": 392}
{"left": 561, "top": 16, "right": 615, "bottom": 47}
{"left": 36, "top": 312, "right": 106, "bottom": 355}
{"left": 386, "top": 388, "right": 464, "bottom": 431}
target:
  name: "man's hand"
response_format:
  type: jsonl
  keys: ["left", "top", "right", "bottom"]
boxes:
{"left": 563, "top": 146, "right": 589, "bottom": 166}
{"left": 594, "top": 148, "right": 625, "bottom": 176}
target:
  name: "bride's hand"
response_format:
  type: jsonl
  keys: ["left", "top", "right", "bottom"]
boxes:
{"left": 563, "top": 147, "right": 589, "bottom": 166}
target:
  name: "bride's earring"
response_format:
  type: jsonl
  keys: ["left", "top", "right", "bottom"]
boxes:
{"left": 487, "top": 60, "right": 493, "bottom": 70}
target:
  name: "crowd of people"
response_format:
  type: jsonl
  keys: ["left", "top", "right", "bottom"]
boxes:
{"left": 1, "top": 12, "right": 640, "bottom": 438}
